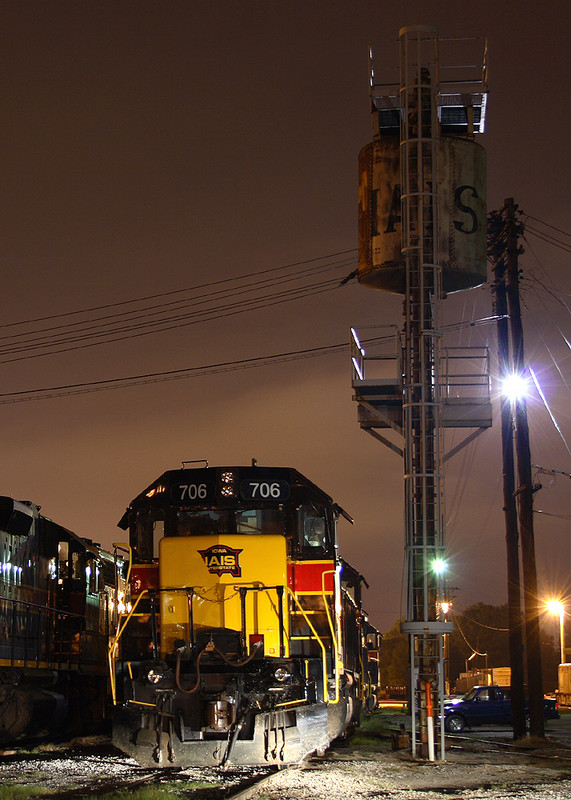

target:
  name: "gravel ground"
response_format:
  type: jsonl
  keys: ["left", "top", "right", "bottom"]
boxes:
{"left": 0, "top": 743, "right": 270, "bottom": 797}
{"left": 1, "top": 716, "right": 571, "bottom": 799}
{"left": 246, "top": 713, "right": 571, "bottom": 800}
{"left": 253, "top": 751, "right": 571, "bottom": 800}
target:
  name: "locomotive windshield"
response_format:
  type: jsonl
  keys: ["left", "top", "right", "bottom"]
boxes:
{"left": 174, "top": 507, "right": 285, "bottom": 537}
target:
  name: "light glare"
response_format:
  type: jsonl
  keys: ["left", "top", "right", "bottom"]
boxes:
{"left": 501, "top": 372, "right": 529, "bottom": 402}
{"left": 547, "top": 600, "right": 564, "bottom": 615}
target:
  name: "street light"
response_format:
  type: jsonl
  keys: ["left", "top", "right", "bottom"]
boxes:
{"left": 431, "top": 558, "right": 447, "bottom": 575}
{"left": 501, "top": 371, "right": 530, "bottom": 403}
{"left": 547, "top": 600, "right": 565, "bottom": 664}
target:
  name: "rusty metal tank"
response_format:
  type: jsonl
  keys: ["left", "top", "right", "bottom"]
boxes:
{"left": 358, "top": 136, "right": 487, "bottom": 294}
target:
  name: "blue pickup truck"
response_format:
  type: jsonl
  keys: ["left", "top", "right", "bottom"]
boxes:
{"left": 443, "top": 685, "right": 559, "bottom": 733}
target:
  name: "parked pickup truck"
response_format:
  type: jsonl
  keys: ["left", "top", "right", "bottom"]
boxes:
{"left": 443, "top": 685, "right": 559, "bottom": 733}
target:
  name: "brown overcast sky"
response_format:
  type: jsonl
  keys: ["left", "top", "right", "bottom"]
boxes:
{"left": 1, "top": 1, "right": 569, "bottom": 631}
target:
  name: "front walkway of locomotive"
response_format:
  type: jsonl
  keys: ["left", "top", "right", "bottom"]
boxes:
{"left": 108, "top": 465, "right": 380, "bottom": 768}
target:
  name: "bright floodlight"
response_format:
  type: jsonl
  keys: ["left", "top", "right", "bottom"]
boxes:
{"left": 501, "top": 372, "right": 529, "bottom": 402}
{"left": 547, "top": 600, "right": 564, "bottom": 615}
{"left": 432, "top": 558, "right": 447, "bottom": 575}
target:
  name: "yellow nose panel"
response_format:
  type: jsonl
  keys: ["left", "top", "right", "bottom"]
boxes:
{"left": 159, "top": 535, "right": 288, "bottom": 657}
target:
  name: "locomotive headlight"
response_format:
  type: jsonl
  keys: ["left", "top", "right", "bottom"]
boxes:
{"left": 220, "top": 471, "right": 237, "bottom": 497}
{"left": 274, "top": 667, "right": 291, "bottom": 683}
{"left": 146, "top": 668, "right": 164, "bottom": 685}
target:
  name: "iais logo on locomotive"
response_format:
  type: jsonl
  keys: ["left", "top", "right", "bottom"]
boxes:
{"left": 198, "top": 544, "right": 243, "bottom": 577}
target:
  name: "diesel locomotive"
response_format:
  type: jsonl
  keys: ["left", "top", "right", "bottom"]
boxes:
{"left": 109, "top": 463, "right": 380, "bottom": 767}
{"left": 0, "top": 496, "right": 122, "bottom": 741}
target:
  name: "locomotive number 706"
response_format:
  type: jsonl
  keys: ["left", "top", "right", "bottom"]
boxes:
{"left": 248, "top": 482, "right": 282, "bottom": 499}
{"left": 179, "top": 483, "right": 208, "bottom": 500}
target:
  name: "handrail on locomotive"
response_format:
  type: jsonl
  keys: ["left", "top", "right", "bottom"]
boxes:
{"left": 108, "top": 579, "right": 345, "bottom": 708}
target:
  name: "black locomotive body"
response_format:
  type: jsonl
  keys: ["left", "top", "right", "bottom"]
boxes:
{"left": 0, "top": 496, "right": 120, "bottom": 741}
{"left": 110, "top": 464, "right": 380, "bottom": 767}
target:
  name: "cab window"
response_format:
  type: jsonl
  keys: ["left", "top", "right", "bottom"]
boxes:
{"left": 297, "top": 505, "right": 329, "bottom": 552}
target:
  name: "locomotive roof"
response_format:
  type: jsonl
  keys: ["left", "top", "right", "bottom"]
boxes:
{"left": 117, "top": 465, "right": 337, "bottom": 529}
{"left": 0, "top": 494, "right": 105, "bottom": 559}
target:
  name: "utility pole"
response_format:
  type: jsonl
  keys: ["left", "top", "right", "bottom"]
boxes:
{"left": 488, "top": 208, "right": 526, "bottom": 739}
{"left": 504, "top": 198, "right": 545, "bottom": 737}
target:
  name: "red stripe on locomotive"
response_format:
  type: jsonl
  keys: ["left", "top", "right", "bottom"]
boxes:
{"left": 130, "top": 562, "right": 159, "bottom": 596}
{"left": 287, "top": 560, "right": 335, "bottom": 593}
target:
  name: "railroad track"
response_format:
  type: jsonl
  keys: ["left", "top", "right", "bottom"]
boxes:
{"left": 0, "top": 742, "right": 289, "bottom": 799}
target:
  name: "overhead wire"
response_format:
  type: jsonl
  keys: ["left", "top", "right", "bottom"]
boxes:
{"left": 535, "top": 510, "right": 571, "bottom": 521}
{"left": 524, "top": 226, "right": 571, "bottom": 253}
{"left": 0, "top": 331, "right": 396, "bottom": 405}
{"left": 0, "top": 255, "right": 355, "bottom": 333}
{"left": 0, "top": 248, "right": 358, "bottom": 330}
{"left": 522, "top": 290, "right": 571, "bottom": 392}
{"left": 0, "top": 256, "right": 358, "bottom": 364}
{"left": 1, "top": 210, "right": 567, "bottom": 408}
{"left": 0, "top": 254, "right": 356, "bottom": 347}
{"left": 0, "top": 341, "right": 352, "bottom": 404}
{"left": 523, "top": 214, "right": 571, "bottom": 240}
{"left": 0, "top": 278, "right": 343, "bottom": 364}
{"left": 522, "top": 213, "right": 571, "bottom": 254}
{"left": 454, "top": 611, "right": 508, "bottom": 633}
{"left": 451, "top": 612, "right": 489, "bottom": 656}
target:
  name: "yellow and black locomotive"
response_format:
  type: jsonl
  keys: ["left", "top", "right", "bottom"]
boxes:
{"left": 109, "top": 463, "right": 379, "bottom": 767}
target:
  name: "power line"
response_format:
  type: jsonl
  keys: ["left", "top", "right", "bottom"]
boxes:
{"left": 0, "top": 278, "right": 344, "bottom": 364}
{"left": 522, "top": 212, "right": 571, "bottom": 253}
{"left": 454, "top": 612, "right": 509, "bottom": 633}
{"left": 0, "top": 255, "right": 357, "bottom": 363}
{"left": 451, "top": 613, "right": 490, "bottom": 655}
{"left": 0, "top": 255, "right": 355, "bottom": 346}
{"left": 0, "top": 341, "right": 352, "bottom": 404}
{"left": 524, "top": 226, "right": 571, "bottom": 254}
{"left": 0, "top": 248, "right": 357, "bottom": 331}
{"left": 535, "top": 510, "right": 571, "bottom": 521}
{"left": 0, "top": 331, "right": 395, "bottom": 405}
{"left": 523, "top": 214, "right": 571, "bottom": 241}
{"left": 529, "top": 367, "right": 571, "bottom": 459}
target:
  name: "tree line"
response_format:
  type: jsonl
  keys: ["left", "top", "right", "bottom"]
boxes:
{"left": 380, "top": 602, "right": 559, "bottom": 695}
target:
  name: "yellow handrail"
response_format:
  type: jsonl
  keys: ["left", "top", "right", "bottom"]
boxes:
{"left": 321, "top": 569, "right": 341, "bottom": 704}
{"left": 286, "top": 586, "right": 330, "bottom": 703}
{"left": 358, "top": 635, "right": 365, "bottom": 700}
{"left": 107, "top": 590, "right": 149, "bottom": 705}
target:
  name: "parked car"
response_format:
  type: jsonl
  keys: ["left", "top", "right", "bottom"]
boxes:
{"left": 443, "top": 685, "right": 559, "bottom": 733}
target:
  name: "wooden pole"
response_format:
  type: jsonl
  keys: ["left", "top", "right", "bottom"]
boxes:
{"left": 489, "top": 206, "right": 526, "bottom": 739}
{"left": 504, "top": 197, "right": 545, "bottom": 738}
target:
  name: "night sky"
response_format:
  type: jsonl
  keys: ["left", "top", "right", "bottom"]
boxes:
{"left": 1, "top": 1, "right": 569, "bottom": 633}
